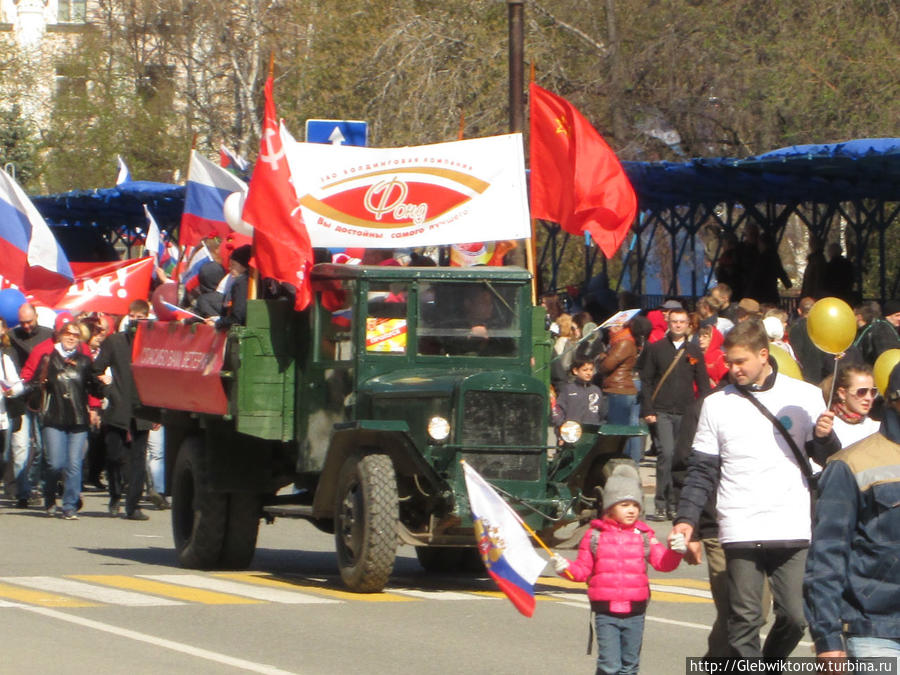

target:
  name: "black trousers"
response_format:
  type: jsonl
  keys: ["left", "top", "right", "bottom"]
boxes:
{"left": 724, "top": 544, "right": 808, "bottom": 659}
{"left": 104, "top": 422, "right": 149, "bottom": 515}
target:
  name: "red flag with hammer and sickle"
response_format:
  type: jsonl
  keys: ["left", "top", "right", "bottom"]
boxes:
{"left": 241, "top": 76, "right": 313, "bottom": 310}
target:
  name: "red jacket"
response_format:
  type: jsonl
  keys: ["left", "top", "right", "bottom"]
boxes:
{"left": 703, "top": 327, "right": 729, "bottom": 385}
{"left": 564, "top": 517, "right": 682, "bottom": 613}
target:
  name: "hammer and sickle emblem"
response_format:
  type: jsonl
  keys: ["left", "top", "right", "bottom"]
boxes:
{"left": 259, "top": 127, "right": 285, "bottom": 170}
{"left": 554, "top": 116, "right": 572, "bottom": 136}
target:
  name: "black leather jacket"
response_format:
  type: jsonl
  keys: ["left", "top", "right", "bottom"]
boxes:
{"left": 30, "top": 350, "right": 93, "bottom": 429}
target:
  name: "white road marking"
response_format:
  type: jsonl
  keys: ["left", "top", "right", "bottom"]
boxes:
{"left": 141, "top": 575, "right": 338, "bottom": 604}
{"left": 649, "top": 583, "right": 713, "bottom": 599}
{"left": 0, "top": 576, "right": 182, "bottom": 606}
{"left": 6, "top": 600, "right": 298, "bottom": 674}
{"left": 390, "top": 589, "right": 493, "bottom": 600}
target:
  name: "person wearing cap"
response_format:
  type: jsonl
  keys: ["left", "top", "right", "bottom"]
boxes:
{"left": 552, "top": 464, "right": 683, "bottom": 675}
{"left": 883, "top": 299, "right": 900, "bottom": 334}
{"left": 804, "top": 361, "right": 900, "bottom": 666}
{"left": 207, "top": 244, "right": 251, "bottom": 330}
{"left": 640, "top": 306, "right": 710, "bottom": 522}
{"left": 852, "top": 301, "right": 900, "bottom": 367}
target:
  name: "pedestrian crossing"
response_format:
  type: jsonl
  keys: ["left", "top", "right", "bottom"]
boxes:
{"left": 0, "top": 572, "right": 712, "bottom": 610}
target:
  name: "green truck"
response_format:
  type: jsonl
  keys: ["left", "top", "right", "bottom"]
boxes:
{"left": 132, "top": 263, "right": 642, "bottom": 592}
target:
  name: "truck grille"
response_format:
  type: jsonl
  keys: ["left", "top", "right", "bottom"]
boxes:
{"left": 460, "top": 391, "right": 544, "bottom": 481}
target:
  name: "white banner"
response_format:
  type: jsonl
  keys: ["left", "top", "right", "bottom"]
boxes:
{"left": 282, "top": 133, "right": 530, "bottom": 248}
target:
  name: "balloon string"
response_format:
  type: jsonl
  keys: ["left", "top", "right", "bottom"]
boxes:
{"left": 826, "top": 355, "right": 840, "bottom": 408}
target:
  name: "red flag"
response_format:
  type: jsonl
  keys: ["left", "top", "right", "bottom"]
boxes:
{"left": 529, "top": 83, "right": 637, "bottom": 258}
{"left": 27, "top": 257, "right": 154, "bottom": 314}
{"left": 241, "top": 76, "right": 313, "bottom": 310}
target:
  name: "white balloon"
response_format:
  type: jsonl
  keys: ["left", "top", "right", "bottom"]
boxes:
{"left": 223, "top": 191, "right": 254, "bottom": 236}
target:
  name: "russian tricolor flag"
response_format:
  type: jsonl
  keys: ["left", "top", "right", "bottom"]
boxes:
{"left": 181, "top": 244, "right": 213, "bottom": 292}
{"left": 180, "top": 150, "right": 247, "bottom": 248}
{"left": 462, "top": 461, "right": 548, "bottom": 617}
{"left": 0, "top": 167, "right": 73, "bottom": 299}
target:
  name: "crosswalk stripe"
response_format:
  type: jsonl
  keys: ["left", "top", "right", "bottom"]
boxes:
{"left": 0, "top": 577, "right": 181, "bottom": 606}
{"left": 0, "top": 581, "right": 97, "bottom": 608}
{"left": 70, "top": 575, "right": 261, "bottom": 605}
{"left": 142, "top": 575, "right": 339, "bottom": 604}
{"left": 214, "top": 572, "right": 416, "bottom": 603}
{"left": 389, "top": 588, "right": 493, "bottom": 601}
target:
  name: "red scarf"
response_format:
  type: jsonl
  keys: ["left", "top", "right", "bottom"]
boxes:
{"left": 832, "top": 401, "right": 864, "bottom": 425}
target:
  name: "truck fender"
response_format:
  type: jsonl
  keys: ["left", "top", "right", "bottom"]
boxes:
{"left": 312, "top": 422, "right": 448, "bottom": 519}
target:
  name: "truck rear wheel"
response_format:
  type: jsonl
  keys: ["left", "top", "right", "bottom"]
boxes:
{"left": 334, "top": 454, "right": 398, "bottom": 592}
{"left": 218, "top": 493, "right": 262, "bottom": 569}
{"left": 172, "top": 437, "right": 227, "bottom": 569}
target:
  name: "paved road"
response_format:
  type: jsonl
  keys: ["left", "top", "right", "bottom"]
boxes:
{"left": 0, "top": 490, "right": 813, "bottom": 674}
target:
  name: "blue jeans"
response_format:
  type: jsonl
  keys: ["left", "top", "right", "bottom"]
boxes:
{"left": 847, "top": 636, "right": 900, "bottom": 669}
{"left": 42, "top": 426, "right": 87, "bottom": 513}
{"left": 594, "top": 612, "right": 645, "bottom": 675}
{"left": 606, "top": 393, "right": 641, "bottom": 464}
{"left": 146, "top": 426, "right": 165, "bottom": 493}
{"left": 10, "top": 410, "right": 41, "bottom": 499}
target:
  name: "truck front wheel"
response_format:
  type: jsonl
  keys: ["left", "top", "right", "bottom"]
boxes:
{"left": 334, "top": 453, "right": 398, "bottom": 592}
{"left": 172, "top": 437, "right": 227, "bottom": 569}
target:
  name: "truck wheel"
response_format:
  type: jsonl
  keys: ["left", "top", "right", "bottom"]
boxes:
{"left": 172, "top": 437, "right": 227, "bottom": 569}
{"left": 334, "top": 454, "right": 398, "bottom": 592}
{"left": 218, "top": 493, "right": 262, "bottom": 570}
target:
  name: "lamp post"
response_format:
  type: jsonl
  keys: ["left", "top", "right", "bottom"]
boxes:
{"left": 508, "top": 0, "right": 524, "bottom": 134}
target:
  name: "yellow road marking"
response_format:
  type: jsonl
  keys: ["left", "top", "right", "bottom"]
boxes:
{"left": 69, "top": 575, "right": 260, "bottom": 605}
{"left": 649, "top": 577, "right": 711, "bottom": 591}
{"left": 651, "top": 590, "right": 712, "bottom": 604}
{"left": 0, "top": 581, "right": 97, "bottom": 608}
{"left": 213, "top": 572, "right": 416, "bottom": 602}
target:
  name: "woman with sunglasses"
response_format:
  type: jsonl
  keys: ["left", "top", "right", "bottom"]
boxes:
{"left": 828, "top": 363, "right": 880, "bottom": 448}
{"left": 27, "top": 317, "right": 96, "bottom": 519}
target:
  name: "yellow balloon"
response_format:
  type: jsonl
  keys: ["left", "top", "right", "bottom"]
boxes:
{"left": 873, "top": 348, "right": 900, "bottom": 396}
{"left": 769, "top": 343, "right": 803, "bottom": 380}
{"left": 807, "top": 297, "right": 857, "bottom": 355}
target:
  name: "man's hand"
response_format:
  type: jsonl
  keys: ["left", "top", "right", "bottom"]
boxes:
{"left": 817, "top": 651, "right": 847, "bottom": 673}
{"left": 470, "top": 325, "right": 488, "bottom": 339}
{"left": 643, "top": 414, "right": 657, "bottom": 424}
{"left": 668, "top": 522, "right": 693, "bottom": 548}
{"left": 815, "top": 410, "right": 835, "bottom": 438}
{"left": 685, "top": 540, "right": 703, "bottom": 565}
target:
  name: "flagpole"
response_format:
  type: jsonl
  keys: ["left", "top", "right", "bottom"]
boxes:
{"left": 525, "top": 61, "right": 539, "bottom": 305}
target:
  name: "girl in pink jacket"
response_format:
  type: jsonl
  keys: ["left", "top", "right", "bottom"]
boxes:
{"left": 553, "top": 464, "right": 684, "bottom": 675}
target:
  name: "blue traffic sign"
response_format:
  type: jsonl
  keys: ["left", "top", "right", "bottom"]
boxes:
{"left": 305, "top": 119, "right": 368, "bottom": 147}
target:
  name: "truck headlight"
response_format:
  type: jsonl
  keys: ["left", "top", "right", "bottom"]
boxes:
{"left": 559, "top": 420, "right": 582, "bottom": 444}
{"left": 427, "top": 416, "right": 451, "bottom": 442}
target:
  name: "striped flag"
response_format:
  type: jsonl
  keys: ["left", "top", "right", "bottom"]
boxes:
{"left": 116, "top": 155, "right": 132, "bottom": 185}
{"left": 462, "top": 461, "right": 548, "bottom": 617}
{"left": 181, "top": 244, "right": 213, "bottom": 292}
{"left": 0, "top": 167, "right": 73, "bottom": 301}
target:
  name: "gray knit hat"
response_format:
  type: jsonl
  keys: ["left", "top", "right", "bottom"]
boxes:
{"left": 602, "top": 463, "right": 643, "bottom": 513}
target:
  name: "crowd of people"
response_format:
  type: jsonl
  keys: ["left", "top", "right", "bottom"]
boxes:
{"left": 545, "top": 280, "right": 900, "bottom": 672}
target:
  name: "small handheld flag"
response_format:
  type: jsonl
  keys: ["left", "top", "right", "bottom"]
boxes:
{"left": 462, "top": 461, "right": 548, "bottom": 617}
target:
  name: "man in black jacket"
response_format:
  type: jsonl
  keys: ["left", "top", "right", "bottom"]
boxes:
{"left": 92, "top": 300, "right": 155, "bottom": 520}
{"left": 640, "top": 307, "right": 710, "bottom": 521}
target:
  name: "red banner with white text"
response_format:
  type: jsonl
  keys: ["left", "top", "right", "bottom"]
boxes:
{"left": 25, "top": 257, "right": 154, "bottom": 314}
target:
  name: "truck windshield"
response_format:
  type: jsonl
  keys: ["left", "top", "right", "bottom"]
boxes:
{"left": 417, "top": 281, "right": 520, "bottom": 357}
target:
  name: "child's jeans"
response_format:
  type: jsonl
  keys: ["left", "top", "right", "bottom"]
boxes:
{"left": 594, "top": 612, "right": 645, "bottom": 675}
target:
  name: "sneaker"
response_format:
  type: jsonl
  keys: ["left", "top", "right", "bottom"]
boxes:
{"left": 125, "top": 509, "right": 149, "bottom": 521}
{"left": 28, "top": 491, "right": 43, "bottom": 507}
{"left": 46, "top": 505, "right": 58, "bottom": 517}
{"left": 148, "top": 492, "right": 170, "bottom": 510}
{"left": 646, "top": 510, "right": 668, "bottom": 522}
{"left": 16, "top": 498, "right": 28, "bottom": 509}
{"left": 108, "top": 501, "right": 121, "bottom": 517}
{"left": 62, "top": 511, "right": 79, "bottom": 520}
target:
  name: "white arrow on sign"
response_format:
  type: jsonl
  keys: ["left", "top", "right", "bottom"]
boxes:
{"left": 328, "top": 127, "right": 346, "bottom": 146}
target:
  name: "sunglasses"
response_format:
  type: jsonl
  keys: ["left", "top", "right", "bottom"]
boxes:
{"left": 850, "top": 387, "right": 878, "bottom": 398}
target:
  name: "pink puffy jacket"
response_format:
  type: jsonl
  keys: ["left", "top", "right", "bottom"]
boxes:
{"left": 564, "top": 517, "right": 683, "bottom": 614}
